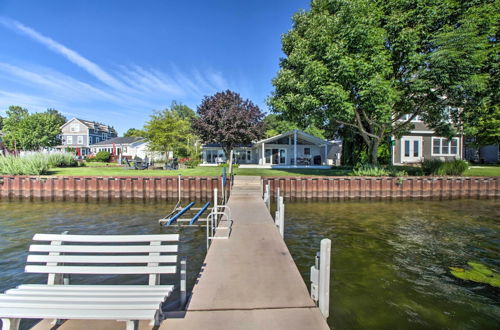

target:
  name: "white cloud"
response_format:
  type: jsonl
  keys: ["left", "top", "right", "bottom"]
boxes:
{"left": 0, "top": 16, "right": 252, "bottom": 131}
{"left": 0, "top": 16, "right": 128, "bottom": 91}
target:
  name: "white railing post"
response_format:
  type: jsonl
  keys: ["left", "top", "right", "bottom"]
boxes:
{"left": 319, "top": 238, "right": 331, "bottom": 319}
{"left": 180, "top": 256, "right": 187, "bottom": 308}
{"left": 278, "top": 196, "right": 284, "bottom": 238}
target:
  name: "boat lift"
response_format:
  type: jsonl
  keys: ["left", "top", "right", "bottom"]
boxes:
{"left": 159, "top": 172, "right": 228, "bottom": 227}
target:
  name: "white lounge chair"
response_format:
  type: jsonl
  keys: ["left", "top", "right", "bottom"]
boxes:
{"left": 0, "top": 233, "right": 185, "bottom": 330}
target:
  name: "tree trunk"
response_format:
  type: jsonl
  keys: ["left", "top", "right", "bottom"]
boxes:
{"left": 369, "top": 139, "right": 379, "bottom": 165}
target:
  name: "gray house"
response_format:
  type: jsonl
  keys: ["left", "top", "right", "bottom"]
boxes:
{"left": 57, "top": 118, "right": 117, "bottom": 156}
{"left": 392, "top": 115, "right": 463, "bottom": 165}
{"left": 201, "top": 130, "right": 340, "bottom": 168}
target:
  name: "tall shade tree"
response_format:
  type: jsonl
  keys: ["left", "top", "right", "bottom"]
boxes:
{"left": 0, "top": 115, "right": 3, "bottom": 130}
{"left": 269, "top": 0, "right": 499, "bottom": 164}
{"left": 264, "top": 114, "right": 326, "bottom": 139}
{"left": 2, "top": 106, "right": 66, "bottom": 151}
{"left": 144, "top": 109, "right": 192, "bottom": 157}
{"left": 192, "top": 90, "right": 265, "bottom": 162}
{"left": 123, "top": 128, "right": 146, "bottom": 138}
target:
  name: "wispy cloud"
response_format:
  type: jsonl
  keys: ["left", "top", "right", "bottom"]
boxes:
{"left": 0, "top": 16, "right": 251, "bottom": 131}
{"left": 0, "top": 16, "right": 127, "bottom": 91}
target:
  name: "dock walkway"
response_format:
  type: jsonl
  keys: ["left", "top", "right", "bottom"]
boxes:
{"left": 32, "top": 176, "right": 329, "bottom": 330}
{"left": 162, "top": 176, "right": 329, "bottom": 330}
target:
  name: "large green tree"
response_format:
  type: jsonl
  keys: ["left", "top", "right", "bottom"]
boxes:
{"left": 123, "top": 128, "right": 146, "bottom": 138}
{"left": 144, "top": 109, "right": 193, "bottom": 157}
{"left": 264, "top": 114, "right": 326, "bottom": 138}
{"left": 270, "top": 0, "right": 499, "bottom": 164}
{"left": 2, "top": 106, "right": 66, "bottom": 150}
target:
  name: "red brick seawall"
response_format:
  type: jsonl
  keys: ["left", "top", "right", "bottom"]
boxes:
{"left": 263, "top": 176, "right": 500, "bottom": 199}
{"left": 0, "top": 176, "right": 228, "bottom": 201}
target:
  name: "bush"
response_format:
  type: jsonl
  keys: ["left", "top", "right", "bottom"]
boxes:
{"left": 422, "top": 159, "right": 469, "bottom": 176}
{"left": 179, "top": 158, "right": 200, "bottom": 169}
{"left": 352, "top": 164, "right": 389, "bottom": 176}
{"left": 47, "top": 153, "right": 77, "bottom": 167}
{"left": 0, "top": 154, "right": 49, "bottom": 175}
{"left": 93, "top": 151, "right": 111, "bottom": 162}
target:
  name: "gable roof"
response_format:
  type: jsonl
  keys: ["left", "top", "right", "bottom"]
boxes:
{"left": 61, "top": 118, "right": 117, "bottom": 134}
{"left": 91, "top": 137, "right": 146, "bottom": 146}
{"left": 256, "top": 129, "right": 329, "bottom": 145}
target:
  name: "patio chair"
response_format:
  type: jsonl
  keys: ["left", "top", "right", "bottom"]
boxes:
{"left": 0, "top": 233, "right": 186, "bottom": 330}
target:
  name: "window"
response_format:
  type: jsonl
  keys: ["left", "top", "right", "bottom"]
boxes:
{"left": 96, "top": 137, "right": 100, "bottom": 143}
{"left": 102, "top": 133, "right": 107, "bottom": 140}
{"left": 399, "top": 114, "right": 422, "bottom": 122}
{"left": 304, "top": 148, "right": 310, "bottom": 155}
{"left": 66, "top": 136, "right": 73, "bottom": 144}
{"left": 246, "top": 150, "right": 251, "bottom": 161}
{"left": 70, "top": 124, "right": 78, "bottom": 132}
{"left": 432, "top": 137, "right": 459, "bottom": 156}
{"left": 77, "top": 136, "right": 83, "bottom": 144}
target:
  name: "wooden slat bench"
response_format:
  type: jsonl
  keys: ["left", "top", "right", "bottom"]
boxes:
{"left": 0, "top": 233, "right": 185, "bottom": 330}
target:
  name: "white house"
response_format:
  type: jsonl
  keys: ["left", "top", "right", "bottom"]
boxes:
{"left": 90, "top": 137, "right": 151, "bottom": 159}
{"left": 201, "top": 130, "right": 341, "bottom": 168}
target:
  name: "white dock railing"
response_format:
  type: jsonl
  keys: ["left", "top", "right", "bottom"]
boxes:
{"left": 310, "top": 238, "right": 331, "bottom": 320}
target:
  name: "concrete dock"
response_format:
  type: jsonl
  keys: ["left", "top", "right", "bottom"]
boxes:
{"left": 161, "top": 176, "right": 329, "bottom": 330}
{"left": 32, "top": 176, "right": 329, "bottom": 330}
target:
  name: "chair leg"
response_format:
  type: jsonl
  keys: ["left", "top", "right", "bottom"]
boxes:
{"left": 1, "top": 318, "right": 20, "bottom": 330}
{"left": 124, "top": 320, "right": 138, "bottom": 330}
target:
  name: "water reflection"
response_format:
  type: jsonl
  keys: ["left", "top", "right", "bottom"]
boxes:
{"left": 284, "top": 199, "right": 500, "bottom": 330}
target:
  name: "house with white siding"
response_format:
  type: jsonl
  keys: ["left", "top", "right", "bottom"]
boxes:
{"left": 201, "top": 130, "right": 341, "bottom": 168}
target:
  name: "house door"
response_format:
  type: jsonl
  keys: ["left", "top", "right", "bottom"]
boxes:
{"left": 266, "top": 148, "right": 286, "bottom": 164}
{"left": 401, "top": 136, "right": 422, "bottom": 162}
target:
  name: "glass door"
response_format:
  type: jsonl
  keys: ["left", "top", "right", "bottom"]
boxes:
{"left": 401, "top": 136, "right": 422, "bottom": 162}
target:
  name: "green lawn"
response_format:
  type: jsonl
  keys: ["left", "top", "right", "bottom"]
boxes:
{"left": 48, "top": 166, "right": 352, "bottom": 177}
{"left": 47, "top": 165, "right": 500, "bottom": 177}
{"left": 464, "top": 165, "right": 500, "bottom": 177}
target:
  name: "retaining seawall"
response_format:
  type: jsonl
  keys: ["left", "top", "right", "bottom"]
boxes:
{"left": 263, "top": 176, "right": 500, "bottom": 200}
{"left": 0, "top": 176, "right": 228, "bottom": 201}
{"left": 0, "top": 175, "right": 498, "bottom": 201}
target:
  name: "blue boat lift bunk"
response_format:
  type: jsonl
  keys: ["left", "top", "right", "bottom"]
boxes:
{"left": 159, "top": 201, "right": 211, "bottom": 226}
{"left": 159, "top": 174, "right": 214, "bottom": 227}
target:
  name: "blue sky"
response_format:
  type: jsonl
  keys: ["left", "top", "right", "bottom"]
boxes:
{"left": 0, "top": 0, "right": 309, "bottom": 134}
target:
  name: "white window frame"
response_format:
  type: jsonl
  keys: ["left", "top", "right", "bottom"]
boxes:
{"left": 398, "top": 114, "right": 422, "bottom": 122}
{"left": 431, "top": 137, "right": 459, "bottom": 156}
{"left": 66, "top": 136, "right": 73, "bottom": 144}
{"left": 77, "top": 136, "right": 83, "bottom": 145}
{"left": 70, "top": 123, "right": 78, "bottom": 132}
{"left": 401, "top": 136, "right": 423, "bottom": 162}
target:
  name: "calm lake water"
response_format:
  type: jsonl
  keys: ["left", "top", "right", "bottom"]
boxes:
{"left": 0, "top": 199, "right": 499, "bottom": 330}
{"left": 283, "top": 199, "right": 500, "bottom": 329}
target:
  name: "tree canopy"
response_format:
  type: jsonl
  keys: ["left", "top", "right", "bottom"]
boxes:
{"left": 2, "top": 106, "right": 66, "bottom": 151}
{"left": 123, "top": 128, "right": 146, "bottom": 138}
{"left": 264, "top": 114, "right": 325, "bottom": 139}
{"left": 269, "top": 0, "right": 499, "bottom": 164}
{"left": 144, "top": 104, "right": 194, "bottom": 157}
{"left": 192, "top": 90, "right": 265, "bottom": 158}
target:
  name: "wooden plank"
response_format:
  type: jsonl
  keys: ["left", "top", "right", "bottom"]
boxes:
{"left": 27, "top": 255, "right": 177, "bottom": 264}
{"left": 0, "top": 307, "right": 156, "bottom": 320}
{"left": 0, "top": 295, "right": 165, "bottom": 303}
{"left": 16, "top": 284, "right": 174, "bottom": 292}
{"left": 0, "top": 301, "right": 161, "bottom": 309}
{"left": 33, "top": 233, "right": 179, "bottom": 242}
{"left": 29, "top": 245, "right": 178, "bottom": 253}
{"left": 25, "top": 265, "right": 177, "bottom": 275}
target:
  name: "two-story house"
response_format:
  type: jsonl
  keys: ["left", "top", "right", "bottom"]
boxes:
{"left": 392, "top": 115, "right": 463, "bottom": 165}
{"left": 57, "top": 118, "right": 117, "bottom": 156}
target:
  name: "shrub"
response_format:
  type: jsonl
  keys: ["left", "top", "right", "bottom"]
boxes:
{"left": 0, "top": 154, "right": 49, "bottom": 175}
{"left": 47, "top": 153, "right": 77, "bottom": 167}
{"left": 422, "top": 159, "right": 469, "bottom": 176}
{"left": 179, "top": 158, "right": 200, "bottom": 169}
{"left": 94, "top": 151, "right": 111, "bottom": 162}
{"left": 352, "top": 164, "right": 389, "bottom": 176}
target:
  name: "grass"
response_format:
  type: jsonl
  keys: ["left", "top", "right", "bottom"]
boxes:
{"left": 464, "top": 165, "right": 500, "bottom": 177}
{"left": 43, "top": 164, "right": 500, "bottom": 177}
